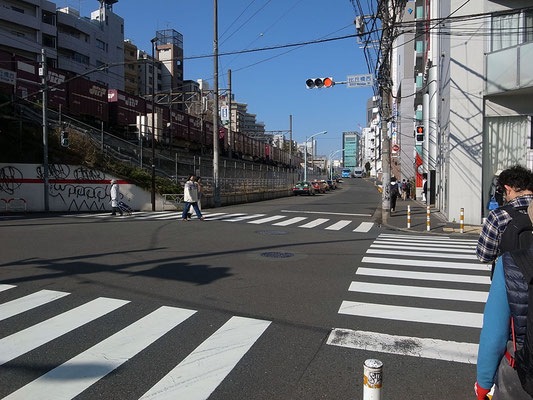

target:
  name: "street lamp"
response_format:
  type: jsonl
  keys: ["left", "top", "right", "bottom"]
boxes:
{"left": 329, "top": 149, "right": 345, "bottom": 180}
{"left": 304, "top": 131, "right": 326, "bottom": 182}
{"left": 150, "top": 36, "right": 158, "bottom": 212}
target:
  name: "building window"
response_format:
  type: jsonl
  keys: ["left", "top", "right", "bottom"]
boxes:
{"left": 42, "top": 34, "right": 56, "bottom": 49}
{"left": 491, "top": 13, "right": 520, "bottom": 51}
{"left": 416, "top": 6, "right": 424, "bottom": 19}
{"left": 11, "top": 30, "right": 25, "bottom": 38}
{"left": 525, "top": 10, "right": 533, "bottom": 43}
{"left": 42, "top": 10, "right": 55, "bottom": 25}
{"left": 11, "top": 6, "right": 24, "bottom": 13}
{"left": 415, "top": 40, "right": 424, "bottom": 53}
{"left": 96, "top": 39, "right": 106, "bottom": 51}
{"left": 121, "top": 24, "right": 124, "bottom": 34}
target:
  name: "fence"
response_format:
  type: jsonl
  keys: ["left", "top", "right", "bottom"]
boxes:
{"left": 18, "top": 104, "right": 303, "bottom": 194}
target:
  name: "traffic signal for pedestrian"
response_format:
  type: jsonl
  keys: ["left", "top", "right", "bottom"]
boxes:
{"left": 306, "top": 77, "right": 335, "bottom": 89}
{"left": 415, "top": 126, "right": 424, "bottom": 142}
{"left": 60, "top": 130, "right": 69, "bottom": 147}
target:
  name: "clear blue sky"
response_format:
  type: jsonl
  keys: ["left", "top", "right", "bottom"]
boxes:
{"left": 62, "top": 0, "right": 374, "bottom": 157}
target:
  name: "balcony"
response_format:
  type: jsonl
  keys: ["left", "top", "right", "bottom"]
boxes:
{"left": 486, "top": 42, "right": 533, "bottom": 95}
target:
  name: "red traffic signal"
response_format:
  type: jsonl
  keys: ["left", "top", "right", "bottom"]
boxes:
{"left": 306, "top": 77, "right": 335, "bottom": 89}
{"left": 415, "top": 126, "right": 424, "bottom": 142}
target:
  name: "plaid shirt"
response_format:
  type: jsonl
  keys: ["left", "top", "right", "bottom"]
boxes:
{"left": 476, "top": 194, "right": 533, "bottom": 263}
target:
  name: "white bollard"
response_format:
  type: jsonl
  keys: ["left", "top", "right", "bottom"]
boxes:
{"left": 426, "top": 205, "right": 431, "bottom": 231}
{"left": 460, "top": 208, "right": 464, "bottom": 234}
{"left": 363, "top": 359, "right": 383, "bottom": 400}
{"left": 407, "top": 205, "right": 411, "bottom": 229}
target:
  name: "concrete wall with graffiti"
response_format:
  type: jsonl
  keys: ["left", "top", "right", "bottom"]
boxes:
{"left": 0, "top": 163, "right": 155, "bottom": 212}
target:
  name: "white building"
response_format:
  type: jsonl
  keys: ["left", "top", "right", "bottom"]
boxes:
{"left": 56, "top": 0, "right": 124, "bottom": 89}
{"left": 396, "top": 0, "right": 533, "bottom": 224}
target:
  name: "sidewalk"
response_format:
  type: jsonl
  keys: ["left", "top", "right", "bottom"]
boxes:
{"left": 375, "top": 197, "right": 482, "bottom": 237}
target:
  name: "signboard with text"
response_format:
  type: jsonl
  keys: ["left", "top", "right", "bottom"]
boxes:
{"left": 347, "top": 74, "right": 374, "bottom": 88}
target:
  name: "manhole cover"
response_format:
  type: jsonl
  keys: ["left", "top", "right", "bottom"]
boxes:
{"left": 260, "top": 251, "right": 294, "bottom": 259}
{"left": 255, "top": 230, "right": 288, "bottom": 235}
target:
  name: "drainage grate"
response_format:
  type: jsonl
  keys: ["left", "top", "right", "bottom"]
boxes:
{"left": 260, "top": 251, "right": 294, "bottom": 259}
{"left": 255, "top": 230, "right": 288, "bottom": 235}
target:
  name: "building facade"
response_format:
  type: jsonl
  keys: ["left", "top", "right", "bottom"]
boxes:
{"left": 396, "top": 0, "right": 533, "bottom": 224}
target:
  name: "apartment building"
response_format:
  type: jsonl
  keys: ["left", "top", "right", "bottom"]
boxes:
{"left": 123, "top": 39, "right": 138, "bottom": 95}
{"left": 230, "top": 101, "right": 266, "bottom": 138}
{"left": 0, "top": 0, "right": 125, "bottom": 89}
{"left": 0, "top": 0, "right": 57, "bottom": 65}
{"left": 155, "top": 29, "right": 183, "bottom": 94}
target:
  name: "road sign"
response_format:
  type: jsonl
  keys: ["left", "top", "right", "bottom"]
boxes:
{"left": 220, "top": 105, "right": 229, "bottom": 125}
{"left": 347, "top": 74, "right": 374, "bottom": 88}
{"left": 392, "top": 144, "right": 400, "bottom": 152}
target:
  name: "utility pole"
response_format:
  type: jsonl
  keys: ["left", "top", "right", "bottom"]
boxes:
{"left": 150, "top": 37, "right": 158, "bottom": 212}
{"left": 212, "top": 0, "right": 220, "bottom": 206}
{"left": 379, "top": 0, "right": 392, "bottom": 222}
{"left": 40, "top": 49, "right": 49, "bottom": 212}
{"left": 228, "top": 68, "right": 232, "bottom": 159}
{"left": 289, "top": 115, "right": 294, "bottom": 183}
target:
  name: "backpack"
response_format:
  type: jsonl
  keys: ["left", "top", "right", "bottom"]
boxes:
{"left": 390, "top": 183, "right": 399, "bottom": 197}
{"left": 499, "top": 205, "right": 533, "bottom": 254}
{"left": 508, "top": 250, "right": 533, "bottom": 396}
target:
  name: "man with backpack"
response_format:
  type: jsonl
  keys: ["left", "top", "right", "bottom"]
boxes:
{"left": 476, "top": 165, "right": 533, "bottom": 264}
{"left": 475, "top": 202, "right": 533, "bottom": 400}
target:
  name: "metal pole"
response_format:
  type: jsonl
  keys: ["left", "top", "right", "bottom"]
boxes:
{"left": 213, "top": 0, "right": 220, "bottom": 206}
{"left": 41, "top": 49, "right": 49, "bottom": 212}
{"left": 407, "top": 205, "right": 411, "bottom": 229}
{"left": 427, "top": 205, "right": 431, "bottom": 231}
{"left": 304, "top": 136, "right": 308, "bottom": 182}
{"left": 228, "top": 68, "right": 232, "bottom": 159}
{"left": 460, "top": 208, "right": 464, "bottom": 233}
{"left": 151, "top": 37, "right": 158, "bottom": 212}
{"left": 101, "top": 120, "right": 104, "bottom": 152}
{"left": 363, "top": 359, "right": 383, "bottom": 400}
{"left": 175, "top": 152, "right": 178, "bottom": 184}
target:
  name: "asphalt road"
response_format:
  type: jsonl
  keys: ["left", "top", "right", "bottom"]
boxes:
{"left": 0, "top": 178, "right": 487, "bottom": 399}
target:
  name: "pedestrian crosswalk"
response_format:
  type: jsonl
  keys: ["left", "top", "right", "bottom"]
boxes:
{"left": 327, "top": 232, "right": 491, "bottom": 364}
{"left": 64, "top": 211, "right": 376, "bottom": 233}
{"left": 0, "top": 286, "right": 270, "bottom": 399}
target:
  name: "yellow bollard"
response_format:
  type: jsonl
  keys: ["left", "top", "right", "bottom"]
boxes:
{"left": 460, "top": 208, "right": 464, "bottom": 233}
{"left": 407, "top": 205, "right": 411, "bottom": 229}
{"left": 426, "top": 205, "right": 431, "bottom": 231}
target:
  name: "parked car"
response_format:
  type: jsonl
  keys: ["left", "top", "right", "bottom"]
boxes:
{"left": 327, "top": 179, "right": 336, "bottom": 190}
{"left": 293, "top": 181, "right": 316, "bottom": 196}
{"left": 311, "top": 180, "right": 326, "bottom": 193}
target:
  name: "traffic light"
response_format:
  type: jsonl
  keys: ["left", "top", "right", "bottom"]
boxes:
{"left": 306, "top": 77, "right": 335, "bottom": 89}
{"left": 60, "top": 130, "right": 69, "bottom": 147}
{"left": 415, "top": 126, "right": 424, "bottom": 143}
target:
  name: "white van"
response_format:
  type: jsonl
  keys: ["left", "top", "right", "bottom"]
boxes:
{"left": 353, "top": 167, "right": 365, "bottom": 178}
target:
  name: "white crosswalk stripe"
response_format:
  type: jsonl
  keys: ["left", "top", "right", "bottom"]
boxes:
{"left": 0, "top": 297, "right": 129, "bottom": 366}
{"left": 224, "top": 213, "right": 266, "bottom": 222}
{"left": 0, "top": 286, "right": 272, "bottom": 399}
{"left": 353, "top": 222, "right": 374, "bottom": 232}
{"left": 325, "top": 220, "right": 351, "bottom": 230}
{"left": 329, "top": 232, "right": 490, "bottom": 363}
{"left": 141, "top": 316, "right": 271, "bottom": 400}
{"left": 272, "top": 217, "right": 307, "bottom": 226}
{"left": 247, "top": 215, "right": 286, "bottom": 224}
{"left": 5, "top": 306, "right": 197, "bottom": 400}
{"left": 299, "top": 218, "right": 329, "bottom": 228}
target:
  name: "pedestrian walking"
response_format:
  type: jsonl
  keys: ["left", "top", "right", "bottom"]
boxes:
{"left": 390, "top": 177, "right": 399, "bottom": 212}
{"left": 476, "top": 165, "right": 533, "bottom": 264}
{"left": 182, "top": 175, "right": 204, "bottom": 221}
{"left": 401, "top": 179, "right": 408, "bottom": 200}
{"left": 189, "top": 176, "right": 203, "bottom": 219}
{"left": 475, "top": 202, "right": 533, "bottom": 400}
{"left": 110, "top": 179, "right": 123, "bottom": 216}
